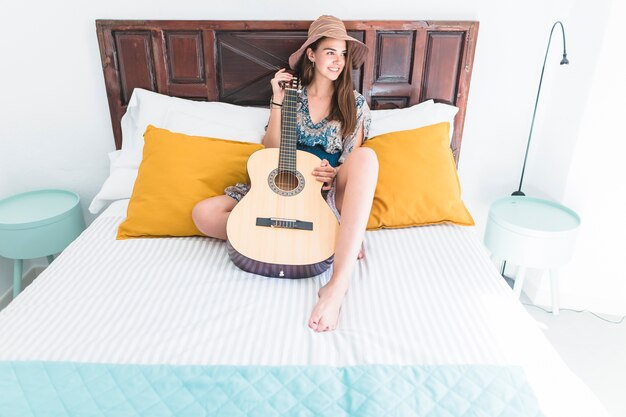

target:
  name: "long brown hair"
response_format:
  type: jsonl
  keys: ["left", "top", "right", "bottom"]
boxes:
{"left": 298, "top": 37, "right": 357, "bottom": 138}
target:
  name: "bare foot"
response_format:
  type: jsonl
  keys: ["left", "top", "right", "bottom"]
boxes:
{"left": 308, "top": 282, "right": 348, "bottom": 332}
{"left": 357, "top": 241, "right": 365, "bottom": 260}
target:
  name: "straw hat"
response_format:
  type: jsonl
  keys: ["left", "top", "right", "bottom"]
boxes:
{"left": 288, "top": 15, "right": 368, "bottom": 70}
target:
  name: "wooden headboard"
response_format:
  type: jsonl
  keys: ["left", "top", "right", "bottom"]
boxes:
{"left": 96, "top": 19, "right": 478, "bottom": 163}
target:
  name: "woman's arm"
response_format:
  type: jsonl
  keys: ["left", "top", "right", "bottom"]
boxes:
{"left": 262, "top": 69, "right": 293, "bottom": 148}
{"left": 263, "top": 105, "right": 283, "bottom": 148}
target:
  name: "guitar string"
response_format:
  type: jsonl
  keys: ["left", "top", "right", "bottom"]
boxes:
{"left": 278, "top": 83, "right": 300, "bottom": 227}
{"left": 286, "top": 90, "right": 290, "bottom": 225}
{"left": 281, "top": 91, "right": 287, "bottom": 225}
{"left": 282, "top": 88, "right": 294, "bottom": 225}
{"left": 290, "top": 89, "right": 296, "bottom": 193}
{"left": 289, "top": 88, "right": 296, "bottom": 223}
{"left": 286, "top": 89, "right": 295, "bottom": 195}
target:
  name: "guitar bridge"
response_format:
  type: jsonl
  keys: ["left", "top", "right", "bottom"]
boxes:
{"left": 256, "top": 217, "right": 313, "bottom": 231}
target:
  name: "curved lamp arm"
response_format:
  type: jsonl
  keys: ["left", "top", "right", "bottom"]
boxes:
{"left": 513, "top": 21, "right": 569, "bottom": 196}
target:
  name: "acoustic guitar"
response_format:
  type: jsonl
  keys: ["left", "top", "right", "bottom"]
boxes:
{"left": 226, "top": 77, "right": 340, "bottom": 278}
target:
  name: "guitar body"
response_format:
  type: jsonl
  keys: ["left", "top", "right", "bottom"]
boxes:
{"left": 226, "top": 148, "right": 339, "bottom": 278}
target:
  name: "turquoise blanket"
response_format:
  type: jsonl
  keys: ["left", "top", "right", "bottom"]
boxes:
{"left": 0, "top": 362, "right": 543, "bottom": 416}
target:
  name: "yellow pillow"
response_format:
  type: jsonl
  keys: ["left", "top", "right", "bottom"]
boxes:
{"left": 117, "top": 125, "right": 263, "bottom": 239}
{"left": 362, "top": 122, "right": 474, "bottom": 230}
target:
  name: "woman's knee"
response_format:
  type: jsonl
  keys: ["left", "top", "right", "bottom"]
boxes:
{"left": 192, "top": 199, "right": 209, "bottom": 228}
{"left": 345, "top": 147, "right": 378, "bottom": 181}
{"left": 192, "top": 196, "right": 235, "bottom": 225}
{"left": 349, "top": 147, "right": 378, "bottom": 172}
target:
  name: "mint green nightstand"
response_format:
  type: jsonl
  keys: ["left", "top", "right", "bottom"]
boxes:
{"left": 0, "top": 189, "right": 86, "bottom": 298}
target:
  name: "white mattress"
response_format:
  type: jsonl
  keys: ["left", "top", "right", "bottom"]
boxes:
{"left": 0, "top": 199, "right": 609, "bottom": 417}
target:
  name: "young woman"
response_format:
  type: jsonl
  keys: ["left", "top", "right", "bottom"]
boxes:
{"left": 192, "top": 15, "right": 378, "bottom": 333}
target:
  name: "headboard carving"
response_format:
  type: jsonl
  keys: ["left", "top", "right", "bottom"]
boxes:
{"left": 96, "top": 20, "right": 478, "bottom": 163}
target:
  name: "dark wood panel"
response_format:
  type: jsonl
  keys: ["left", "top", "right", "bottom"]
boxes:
{"left": 216, "top": 31, "right": 291, "bottom": 104}
{"left": 164, "top": 31, "right": 205, "bottom": 84}
{"left": 371, "top": 97, "right": 409, "bottom": 110}
{"left": 202, "top": 30, "right": 219, "bottom": 101}
{"left": 422, "top": 32, "right": 464, "bottom": 105}
{"left": 409, "top": 28, "right": 427, "bottom": 107}
{"left": 375, "top": 31, "right": 414, "bottom": 83}
{"left": 215, "top": 31, "right": 364, "bottom": 104}
{"left": 96, "top": 20, "right": 479, "bottom": 163}
{"left": 113, "top": 31, "right": 156, "bottom": 104}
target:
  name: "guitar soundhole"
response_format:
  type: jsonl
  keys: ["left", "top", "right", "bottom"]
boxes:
{"left": 275, "top": 171, "right": 299, "bottom": 191}
{"left": 269, "top": 169, "right": 305, "bottom": 196}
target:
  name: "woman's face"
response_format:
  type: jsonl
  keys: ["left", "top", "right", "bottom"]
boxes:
{"left": 307, "top": 38, "right": 347, "bottom": 82}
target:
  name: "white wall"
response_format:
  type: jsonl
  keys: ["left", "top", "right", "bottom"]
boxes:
{"left": 531, "top": 0, "right": 626, "bottom": 315}
{"left": 1, "top": 0, "right": 623, "bottom": 314}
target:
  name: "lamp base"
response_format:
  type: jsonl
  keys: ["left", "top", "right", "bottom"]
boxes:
{"left": 511, "top": 191, "right": 526, "bottom": 196}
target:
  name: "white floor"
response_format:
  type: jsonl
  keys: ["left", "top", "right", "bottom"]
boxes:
{"left": 523, "top": 299, "right": 626, "bottom": 417}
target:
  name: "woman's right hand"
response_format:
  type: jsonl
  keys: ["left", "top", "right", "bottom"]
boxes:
{"left": 270, "top": 68, "right": 293, "bottom": 104}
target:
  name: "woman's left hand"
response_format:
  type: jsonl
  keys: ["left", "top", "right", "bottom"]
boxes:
{"left": 312, "top": 159, "right": 337, "bottom": 191}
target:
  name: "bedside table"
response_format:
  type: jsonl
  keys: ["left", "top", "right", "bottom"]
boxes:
{"left": 0, "top": 189, "right": 86, "bottom": 298}
{"left": 484, "top": 196, "right": 580, "bottom": 314}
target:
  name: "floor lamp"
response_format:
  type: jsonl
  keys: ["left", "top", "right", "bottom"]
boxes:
{"left": 513, "top": 21, "right": 569, "bottom": 196}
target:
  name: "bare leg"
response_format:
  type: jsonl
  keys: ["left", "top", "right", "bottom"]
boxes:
{"left": 309, "top": 148, "right": 378, "bottom": 332}
{"left": 192, "top": 195, "right": 237, "bottom": 240}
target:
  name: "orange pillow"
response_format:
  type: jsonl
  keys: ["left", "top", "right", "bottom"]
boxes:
{"left": 117, "top": 125, "right": 263, "bottom": 239}
{"left": 362, "top": 122, "right": 474, "bottom": 230}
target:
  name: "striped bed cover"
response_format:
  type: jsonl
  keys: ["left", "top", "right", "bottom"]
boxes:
{"left": 0, "top": 200, "right": 609, "bottom": 416}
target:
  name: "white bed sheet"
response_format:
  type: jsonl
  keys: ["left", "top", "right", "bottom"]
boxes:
{"left": 0, "top": 199, "right": 609, "bottom": 417}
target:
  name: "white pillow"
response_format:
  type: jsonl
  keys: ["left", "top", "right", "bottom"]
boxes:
{"left": 369, "top": 100, "right": 458, "bottom": 143}
{"left": 431, "top": 102, "right": 460, "bottom": 143}
{"left": 89, "top": 168, "right": 138, "bottom": 214}
{"left": 90, "top": 88, "right": 271, "bottom": 213}
{"left": 114, "top": 90, "right": 169, "bottom": 169}
{"left": 115, "top": 88, "right": 270, "bottom": 169}
{"left": 108, "top": 150, "right": 122, "bottom": 174}
{"left": 163, "top": 107, "right": 268, "bottom": 145}
{"left": 90, "top": 150, "right": 137, "bottom": 214}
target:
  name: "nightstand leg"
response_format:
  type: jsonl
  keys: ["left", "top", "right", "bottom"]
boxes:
{"left": 513, "top": 266, "right": 527, "bottom": 298}
{"left": 47, "top": 255, "right": 54, "bottom": 264}
{"left": 550, "top": 268, "right": 560, "bottom": 315}
{"left": 13, "top": 259, "right": 23, "bottom": 298}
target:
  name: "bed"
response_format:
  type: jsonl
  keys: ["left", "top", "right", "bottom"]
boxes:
{"left": 0, "top": 19, "right": 610, "bottom": 417}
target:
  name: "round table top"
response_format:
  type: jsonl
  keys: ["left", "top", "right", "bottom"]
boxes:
{"left": 0, "top": 189, "right": 81, "bottom": 230}
{"left": 489, "top": 196, "right": 580, "bottom": 237}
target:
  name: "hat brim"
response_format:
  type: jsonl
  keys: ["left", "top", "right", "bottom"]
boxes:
{"left": 288, "top": 35, "right": 368, "bottom": 70}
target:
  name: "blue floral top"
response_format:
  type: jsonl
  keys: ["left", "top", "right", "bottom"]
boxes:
{"left": 294, "top": 87, "right": 371, "bottom": 167}
{"left": 226, "top": 88, "right": 371, "bottom": 207}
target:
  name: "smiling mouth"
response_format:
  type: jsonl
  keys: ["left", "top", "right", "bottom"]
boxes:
{"left": 328, "top": 67, "right": 341, "bottom": 72}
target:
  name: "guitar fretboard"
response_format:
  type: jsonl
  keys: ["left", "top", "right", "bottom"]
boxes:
{"left": 279, "top": 88, "right": 299, "bottom": 172}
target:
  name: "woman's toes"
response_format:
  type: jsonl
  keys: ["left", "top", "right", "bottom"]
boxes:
{"left": 316, "top": 318, "right": 330, "bottom": 332}
{"left": 309, "top": 312, "right": 321, "bottom": 331}
{"left": 310, "top": 282, "right": 347, "bottom": 332}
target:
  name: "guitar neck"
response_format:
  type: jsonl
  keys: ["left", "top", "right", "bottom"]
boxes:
{"left": 279, "top": 88, "right": 299, "bottom": 172}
